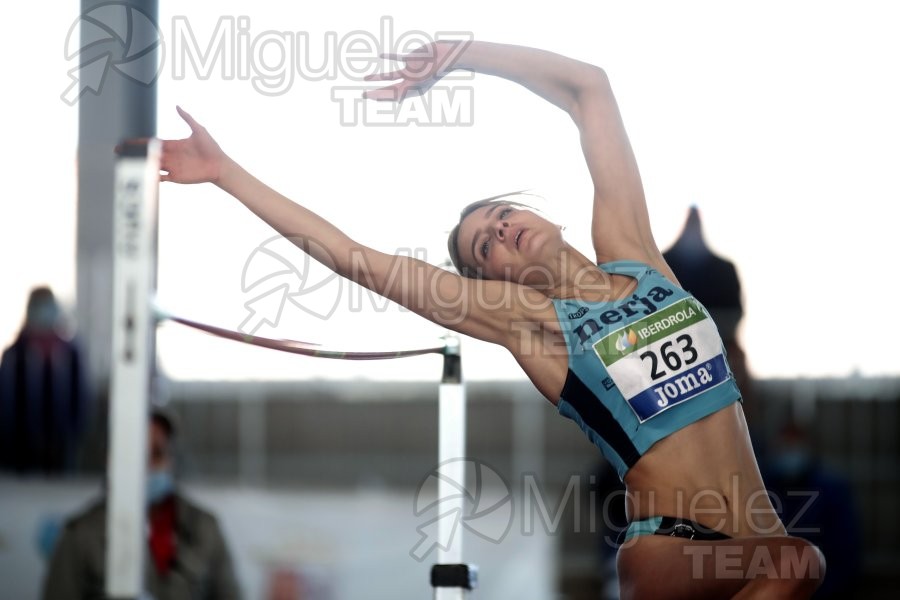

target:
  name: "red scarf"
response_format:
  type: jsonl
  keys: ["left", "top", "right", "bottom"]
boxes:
{"left": 148, "top": 496, "right": 177, "bottom": 576}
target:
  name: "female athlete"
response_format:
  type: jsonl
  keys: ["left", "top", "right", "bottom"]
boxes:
{"left": 158, "top": 40, "right": 825, "bottom": 599}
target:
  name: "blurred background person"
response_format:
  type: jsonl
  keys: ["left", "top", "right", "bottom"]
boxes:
{"left": 663, "top": 206, "right": 748, "bottom": 395}
{"left": 763, "top": 420, "right": 862, "bottom": 599}
{"left": 0, "top": 286, "right": 89, "bottom": 475}
{"left": 41, "top": 408, "right": 242, "bottom": 600}
{"left": 662, "top": 207, "right": 742, "bottom": 341}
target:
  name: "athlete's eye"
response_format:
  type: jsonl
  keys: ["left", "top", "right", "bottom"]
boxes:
{"left": 499, "top": 207, "right": 513, "bottom": 219}
{"left": 480, "top": 239, "right": 490, "bottom": 258}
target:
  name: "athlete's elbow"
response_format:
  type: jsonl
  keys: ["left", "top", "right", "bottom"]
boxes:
{"left": 569, "top": 67, "right": 613, "bottom": 122}
{"left": 582, "top": 65, "right": 610, "bottom": 89}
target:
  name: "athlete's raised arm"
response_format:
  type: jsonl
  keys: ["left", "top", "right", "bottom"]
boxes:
{"left": 158, "top": 107, "right": 546, "bottom": 345}
{"left": 366, "top": 40, "right": 671, "bottom": 277}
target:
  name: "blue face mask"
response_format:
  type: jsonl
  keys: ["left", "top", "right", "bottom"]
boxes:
{"left": 774, "top": 449, "right": 812, "bottom": 479}
{"left": 27, "top": 302, "right": 60, "bottom": 330}
{"left": 146, "top": 469, "right": 174, "bottom": 505}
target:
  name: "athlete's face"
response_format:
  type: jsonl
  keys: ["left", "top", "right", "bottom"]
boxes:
{"left": 455, "top": 204, "right": 564, "bottom": 284}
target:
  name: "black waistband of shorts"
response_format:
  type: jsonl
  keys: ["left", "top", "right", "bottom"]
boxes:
{"left": 616, "top": 516, "right": 733, "bottom": 546}
{"left": 656, "top": 516, "right": 732, "bottom": 541}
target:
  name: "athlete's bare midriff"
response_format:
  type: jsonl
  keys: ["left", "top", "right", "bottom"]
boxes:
{"left": 622, "top": 402, "right": 786, "bottom": 538}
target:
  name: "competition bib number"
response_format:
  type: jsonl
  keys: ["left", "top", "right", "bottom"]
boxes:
{"left": 592, "top": 298, "right": 730, "bottom": 422}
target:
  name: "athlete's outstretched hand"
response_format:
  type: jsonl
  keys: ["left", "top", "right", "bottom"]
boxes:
{"left": 159, "top": 106, "right": 228, "bottom": 184}
{"left": 363, "top": 41, "right": 469, "bottom": 101}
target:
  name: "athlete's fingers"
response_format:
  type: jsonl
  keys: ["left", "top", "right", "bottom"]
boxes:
{"left": 158, "top": 140, "right": 182, "bottom": 168}
{"left": 158, "top": 152, "right": 170, "bottom": 173}
{"left": 176, "top": 105, "right": 203, "bottom": 133}
{"left": 378, "top": 52, "right": 409, "bottom": 62}
{"left": 362, "top": 84, "right": 408, "bottom": 102}
{"left": 363, "top": 70, "right": 405, "bottom": 82}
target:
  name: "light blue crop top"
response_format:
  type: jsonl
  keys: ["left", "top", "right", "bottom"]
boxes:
{"left": 551, "top": 260, "right": 742, "bottom": 480}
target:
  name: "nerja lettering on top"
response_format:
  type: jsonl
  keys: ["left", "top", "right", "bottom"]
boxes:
{"left": 572, "top": 286, "right": 675, "bottom": 344}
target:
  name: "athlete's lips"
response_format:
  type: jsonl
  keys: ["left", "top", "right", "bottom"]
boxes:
{"left": 515, "top": 228, "right": 526, "bottom": 249}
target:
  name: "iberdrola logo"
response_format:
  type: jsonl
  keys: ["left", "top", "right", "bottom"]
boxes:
{"left": 614, "top": 329, "right": 638, "bottom": 353}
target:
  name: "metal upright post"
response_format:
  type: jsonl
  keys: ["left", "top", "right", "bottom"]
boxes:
{"left": 106, "top": 140, "right": 160, "bottom": 599}
{"left": 432, "top": 335, "right": 478, "bottom": 599}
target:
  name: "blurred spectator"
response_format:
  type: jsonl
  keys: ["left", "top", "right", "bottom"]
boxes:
{"left": 42, "top": 408, "right": 242, "bottom": 600}
{"left": 763, "top": 421, "right": 862, "bottom": 599}
{"left": 0, "top": 286, "right": 89, "bottom": 474}
{"left": 663, "top": 207, "right": 756, "bottom": 417}
{"left": 663, "top": 206, "right": 742, "bottom": 341}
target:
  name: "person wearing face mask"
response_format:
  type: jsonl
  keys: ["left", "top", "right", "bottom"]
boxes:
{"left": 42, "top": 409, "right": 242, "bottom": 600}
{"left": 0, "top": 286, "right": 89, "bottom": 474}
{"left": 762, "top": 421, "right": 862, "bottom": 599}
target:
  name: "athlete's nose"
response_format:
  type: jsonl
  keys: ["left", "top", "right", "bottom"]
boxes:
{"left": 494, "top": 220, "right": 509, "bottom": 241}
